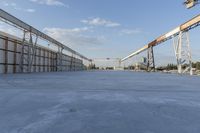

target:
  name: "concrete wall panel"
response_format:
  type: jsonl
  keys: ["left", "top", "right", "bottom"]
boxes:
{"left": 0, "top": 33, "right": 86, "bottom": 74}
{"left": 7, "top": 65, "right": 13, "bottom": 73}
{"left": 0, "top": 65, "right": 3, "bottom": 73}
{"left": 0, "top": 50, "right": 5, "bottom": 63}
{"left": 0, "top": 39, "right": 5, "bottom": 49}
{"left": 7, "top": 52, "right": 14, "bottom": 64}
{"left": 8, "top": 41, "right": 14, "bottom": 51}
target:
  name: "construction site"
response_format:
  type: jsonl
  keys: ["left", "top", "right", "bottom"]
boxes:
{"left": 0, "top": 0, "right": 200, "bottom": 133}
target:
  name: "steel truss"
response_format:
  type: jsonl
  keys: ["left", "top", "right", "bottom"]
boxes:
{"left": 20, "top": 30, "right": 38, "bottom": 73}
{"left": 121, "top": 14, "right": 200, "bottom": 76}
{"left": 173, "top": 31, "right": 193, "bottom": 75}
{"left": 0, "top": 9, "right": 92, "bottom": 73}
{"left": 147, "top": 46, "right": 155, "bottom": 72}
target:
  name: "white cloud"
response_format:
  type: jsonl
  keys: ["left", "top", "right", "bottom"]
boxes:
{"left": 30, "top": 0, "right": 67, "bottom": 7}
{"left": 1, "top": 1, "right": 16, "bottom": 7}
{"left": 1, "top": 1, "right": 36, "bottom": 13}
{"left": 81, "top": 18, "right": 121, "bottom": 27}
{"left": 120, "top": 29, "right": 142, "bottom": 35}
{"left": 25, "top": 9, "right": 36, "bottom": 13}
{"left": 43, "top": 27, "right": 105, "bottom": 48}
{"left": 16, "top": 7, "right": 36, "bottom": 13}
{"left": 0, "top": 23, "right": 22, "bottom": 38}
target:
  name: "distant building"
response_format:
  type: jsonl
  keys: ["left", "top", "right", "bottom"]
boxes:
{"left": 114, "top": 66, "right": 124, "bottom": 70}
{"left": 135, "top": 62, "right": 147, "bottom": 70}
{"left": 134, "top": 57, "right": 147, "bottom": 70}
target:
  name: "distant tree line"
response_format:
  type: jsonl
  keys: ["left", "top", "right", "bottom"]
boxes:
{"left": 88, "top": 64, "right": 96, "bottom": 69}
{"left": 88, "top": 64, "right": 114, "bottom": 70}
{"left": 88, "top": 62, "right": 200, "bottom": 71}
{"left": 157, "top": 62, "right": 200, "bottom": 71}
{"left": 157, "top": 64, "right": 177, "bottom": 71}
{"left": 166, "top": 64, "right": 177, "bottom": 70}
{"left": 124, "top": 65, "right": 135, "bottom": 70}
{"left": 192, "top": 62, "right": 200, "bottom": 70}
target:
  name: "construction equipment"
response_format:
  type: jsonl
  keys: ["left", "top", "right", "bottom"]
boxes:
{"left": 184, "top": 0, "right": 199, "bottom": 9}
{"left": 121, "top": 14, "right": 200, "bottom": 75}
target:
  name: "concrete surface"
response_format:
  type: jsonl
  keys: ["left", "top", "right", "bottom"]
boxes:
{"left": 0, "top": 71, "right": 200, "bottom": 133}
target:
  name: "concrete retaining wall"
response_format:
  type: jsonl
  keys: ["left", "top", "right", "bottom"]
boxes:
{"left": 0, "top": 32, "right": 85, "bottom": 74}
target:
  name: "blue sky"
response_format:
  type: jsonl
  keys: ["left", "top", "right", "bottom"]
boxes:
{"left": 0, "top": 0, "right": 200, "bottom": 66}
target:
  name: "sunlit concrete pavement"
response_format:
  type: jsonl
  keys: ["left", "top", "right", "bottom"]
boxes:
{"left": 0, "top": 71, "right": 200, "bottom": 133}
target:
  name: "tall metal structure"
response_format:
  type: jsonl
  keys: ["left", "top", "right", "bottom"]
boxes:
{"left": 121, "top": 14, "right": 200, "bottom": 75}
{"left": 0, "top": 9, "right": 91, "bottom": 73}
{"left": 147, "top": 46, "right": 155, "bottom": 72}
{"left": 173, "top": 31, "right": 192, "bottom": 75}
{"left": 20, "top": 31, "right": 38, "bottom": 72}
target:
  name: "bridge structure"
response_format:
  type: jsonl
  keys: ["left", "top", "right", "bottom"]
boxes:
{"left": 121, "top": 14, "right": 200, "bottom": 75}
{"left": 0, "top": 9, "right": 92, "bottom": 74}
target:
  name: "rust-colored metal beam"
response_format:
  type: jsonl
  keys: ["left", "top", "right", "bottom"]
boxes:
{"left": 181, "top": 14, "right": 200, "bottom": 30}
{"left": 121, "top": 14, "right": 200, "bottom": 62}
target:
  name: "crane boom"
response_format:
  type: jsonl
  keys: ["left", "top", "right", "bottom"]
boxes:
{"left": 121, "top": 14, "right": 200, "bottom": 62}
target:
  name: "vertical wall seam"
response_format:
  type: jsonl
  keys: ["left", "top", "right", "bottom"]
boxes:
{"left": 4, "top": 37, "right": 8, "bottom": 74}
{"left": 13, "top": 40, "right": 17, "bottom": 73}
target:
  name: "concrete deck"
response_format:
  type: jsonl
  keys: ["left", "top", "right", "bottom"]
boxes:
{"left": 0, "top": 71, "right": 200, "bottom": 133}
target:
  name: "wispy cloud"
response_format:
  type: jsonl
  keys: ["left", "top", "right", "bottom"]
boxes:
{"left": 120, "top": 29, "right": 142, "bottom": 35}
{"left": 81, "top": 18, "right": 121, "bottom": 27}
{"left": 25, "top": 9, "right": 36, "bottom": 13}
{"left": 30, "top": 0, "right": 67, "bottom": 7}
{"left": 2, "top": 1, "right": 16, "bottom": 7}
{"left": 0, "top": 22, "right": 22, "bottom": 37}
{"left": 43, "top": 27, "right": 105, "bottom": 48}
{"left": 1, "top": 1, "right": 36, "bottom": 13}
{"left": 44, "top": 27, "right": 90, "bottom": 34}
